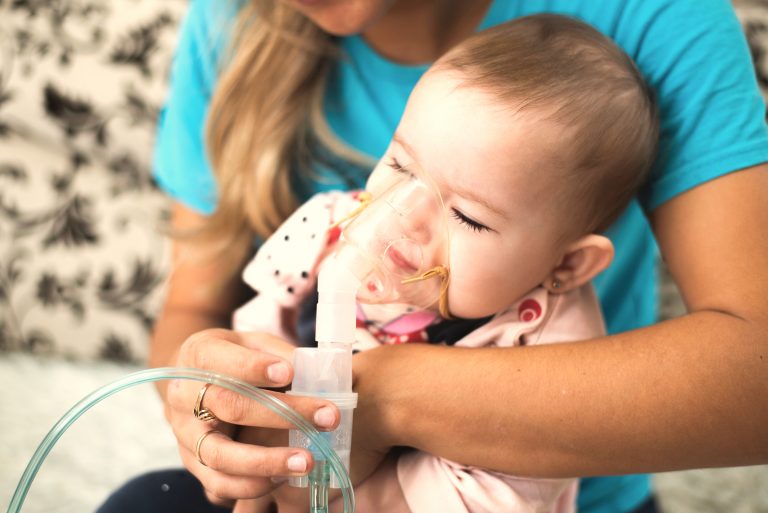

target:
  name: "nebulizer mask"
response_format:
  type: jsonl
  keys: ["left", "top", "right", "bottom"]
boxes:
{"left": 334, "top": 162, "right": 452, "bottom": 317}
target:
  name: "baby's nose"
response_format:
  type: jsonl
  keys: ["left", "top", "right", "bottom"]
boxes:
{"left": 396, "top": 202, "right": 434, "bottom": 244}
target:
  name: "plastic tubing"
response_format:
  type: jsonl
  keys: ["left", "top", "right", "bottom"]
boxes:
{"left": 7, "top": 367, "right": 354, "bottom": 513}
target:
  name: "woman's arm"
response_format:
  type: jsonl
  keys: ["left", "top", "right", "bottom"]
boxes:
{"left": 353, "top": 164, "right": 768, "bottom": 477}
{"left": 149, "top": 202, "right": 251, "bottom": 395}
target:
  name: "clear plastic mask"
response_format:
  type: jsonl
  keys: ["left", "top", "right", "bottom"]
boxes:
{"left": 334, "top": 164, "right": 451, "bottom": 314}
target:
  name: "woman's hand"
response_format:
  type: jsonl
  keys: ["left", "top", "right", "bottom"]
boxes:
{"left": 232, "top": 345, "right": 406, "bottom": 513}
{"left": 163, "top": 328, "right": 341, "bottom": 506}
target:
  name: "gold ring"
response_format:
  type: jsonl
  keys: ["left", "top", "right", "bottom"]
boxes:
{"left": 195, "top": 429, "right": 219, "bottom": 467}
{"left": 193, "top": 383, "right": 218, "bottom": 422}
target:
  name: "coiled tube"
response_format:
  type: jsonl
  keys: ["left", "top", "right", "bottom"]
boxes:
{"left": 7, "top": 367, "right": 354, "bottom": 513}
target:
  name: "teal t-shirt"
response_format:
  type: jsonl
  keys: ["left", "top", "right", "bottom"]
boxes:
{"left": 153, "top": 1, "right": 768, "bottom": 512}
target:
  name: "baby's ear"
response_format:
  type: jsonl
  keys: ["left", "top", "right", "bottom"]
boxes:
{"left": 543, "top": 234, "right": 614, "bottom": 294}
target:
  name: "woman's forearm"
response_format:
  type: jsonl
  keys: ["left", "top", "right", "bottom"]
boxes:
{"left": 357, "top": 167, "right": 768, "bottom": 477}
{"left": 356, "top": 309, "right": 768, "bottom": 477}
{"left": 149, "top": 203, "right": 253, "bottom": 398}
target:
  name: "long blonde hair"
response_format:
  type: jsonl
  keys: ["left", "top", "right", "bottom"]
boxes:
{"left": 201, "top": 2, "right": 370, "bottom": 255}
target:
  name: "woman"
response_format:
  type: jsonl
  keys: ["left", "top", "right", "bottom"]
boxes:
{"left": 99, "top": 1, "right": 768, "bottom": 512}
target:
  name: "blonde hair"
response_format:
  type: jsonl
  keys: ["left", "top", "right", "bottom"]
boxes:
{"left": 438, "top": 14, "right": 659, "bottom": 235}
{"left": 200, "top": 2, "right": 372, "bottom": 255}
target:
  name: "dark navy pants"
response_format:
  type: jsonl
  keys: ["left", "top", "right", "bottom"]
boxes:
{"left": 96, "top": 468, "right": 660, "bottom": 513}
{"left": 96, "top": 469, "right": 234, "bottom": 513}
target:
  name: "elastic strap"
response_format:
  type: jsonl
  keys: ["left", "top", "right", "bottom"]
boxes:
{"left": 401, "top": 265, "right": 451, "bottom": 319}
{"left": 330, "top": 191, "right": 373, "bottom": 230}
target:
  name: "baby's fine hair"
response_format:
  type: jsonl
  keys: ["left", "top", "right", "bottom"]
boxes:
{"left": 437, "top": 14, "right": 659, "bottom": 235}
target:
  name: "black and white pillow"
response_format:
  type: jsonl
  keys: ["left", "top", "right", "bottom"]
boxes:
{"left": 0, "top": 0, "right": 187, "bottom": 362}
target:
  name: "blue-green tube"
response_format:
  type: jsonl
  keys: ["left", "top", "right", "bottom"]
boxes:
{"left": 7, "top": 367, "right": 354, "bottom": 513}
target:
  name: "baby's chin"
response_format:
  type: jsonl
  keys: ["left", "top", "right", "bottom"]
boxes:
{"left": 445, "top": 299, "right": 506, "bottom": 320}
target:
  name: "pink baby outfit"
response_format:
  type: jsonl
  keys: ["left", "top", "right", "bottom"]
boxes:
{"left": 234, "top": 191, "right": 606, "bottom": 513}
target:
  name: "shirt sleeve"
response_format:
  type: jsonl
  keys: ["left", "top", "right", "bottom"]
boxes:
{"left": 624, "top": 0, "right": 768, "bottom": 211}
{"left": 152, "top": 0, "right": 236, "bottom": 215}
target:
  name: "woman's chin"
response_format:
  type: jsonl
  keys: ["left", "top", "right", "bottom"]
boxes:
{"left": 284, "top": 0, "right": 390, "bottom": 36}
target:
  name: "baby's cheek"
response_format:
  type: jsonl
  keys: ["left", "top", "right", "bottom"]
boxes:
{"left": 446, "top": 243, "right": 501, "bottom": 318}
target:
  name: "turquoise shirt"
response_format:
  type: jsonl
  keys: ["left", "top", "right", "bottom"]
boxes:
{"left": 154, "top": 1, "right": 768, "bottom": 512}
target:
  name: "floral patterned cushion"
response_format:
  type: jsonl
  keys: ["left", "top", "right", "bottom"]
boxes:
{"left": 0, "top": 0, "right": 187, "bottom": 362}
{"left": 738, "top": 0, "right": 768, "bottom": 94}
{"left": 0, "top": 1, "right": 766, "bottom": 362}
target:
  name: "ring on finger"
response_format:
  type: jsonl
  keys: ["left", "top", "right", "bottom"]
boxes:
{"left": 194, "top": 383, "right": 219, "bottom": 422}
{"left": 195, "top": 429, "right": 220, "bottom": 467}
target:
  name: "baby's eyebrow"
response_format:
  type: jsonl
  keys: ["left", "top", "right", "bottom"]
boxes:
{"left": 392, "top": 134, "right": 507, "bottom": 220}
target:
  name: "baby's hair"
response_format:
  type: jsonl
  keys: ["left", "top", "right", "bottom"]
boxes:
{"left": 436, "top": 14, "right": 659, "bottom": 236}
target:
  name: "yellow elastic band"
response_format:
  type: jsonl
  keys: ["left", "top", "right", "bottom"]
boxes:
{"left": 401, "top": 265, "right": 452, "bottom": 319}
{"left": 330, "top": 191, "right": 373, "bottom": 230}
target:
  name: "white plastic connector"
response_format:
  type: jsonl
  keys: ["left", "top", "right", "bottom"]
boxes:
{"left": 315, "top": 251, "right": 363, "bottom": 347}
{"left": 289, "top": 254, "right": 360, "bottom": 489}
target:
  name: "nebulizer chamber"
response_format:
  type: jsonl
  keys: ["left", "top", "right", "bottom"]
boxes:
{"left": 288, "top": 258, "right": 359, "bottom": 491}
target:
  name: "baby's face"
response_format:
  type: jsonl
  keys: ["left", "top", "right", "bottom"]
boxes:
{"left": 366, "top": 69, "right": 574, "bottom": 318}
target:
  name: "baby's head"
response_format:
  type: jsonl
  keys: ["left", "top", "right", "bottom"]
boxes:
{"left": 435, "top": 13, "right": 659, "bottom": 236}
{"left": 364, "top": 14, "right": 659, "bottom": 319}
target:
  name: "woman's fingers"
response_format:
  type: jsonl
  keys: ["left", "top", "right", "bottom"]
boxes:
{"left": 163, "top": 327, "right": 342, "bottom": 503}
{"left": 190, "top": 428, "right": 313, "bottom": 477}
{"left": 179, "top": 441, "right": 276, "bottom": 500}
{"left": 177, "top": 329, "right": 295, "bottom": 387}
{"left": 167, "top": 329, "right": 340, "bottom": 431}
{"left": 168, "top": 380, "right": 339, "bottom": 431}
{"left": 166, "top": 389, "right": 322, "bottom": 476}
{"left": 179, "top": 428, "right": 310, "bottom": 501}
{"left": 166, "top": 410, "right": 278, "bottom": 502}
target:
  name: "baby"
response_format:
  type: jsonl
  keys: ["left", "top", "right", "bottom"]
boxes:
{"left": 234, "top": 13, "right": 658, "bottom": 513}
